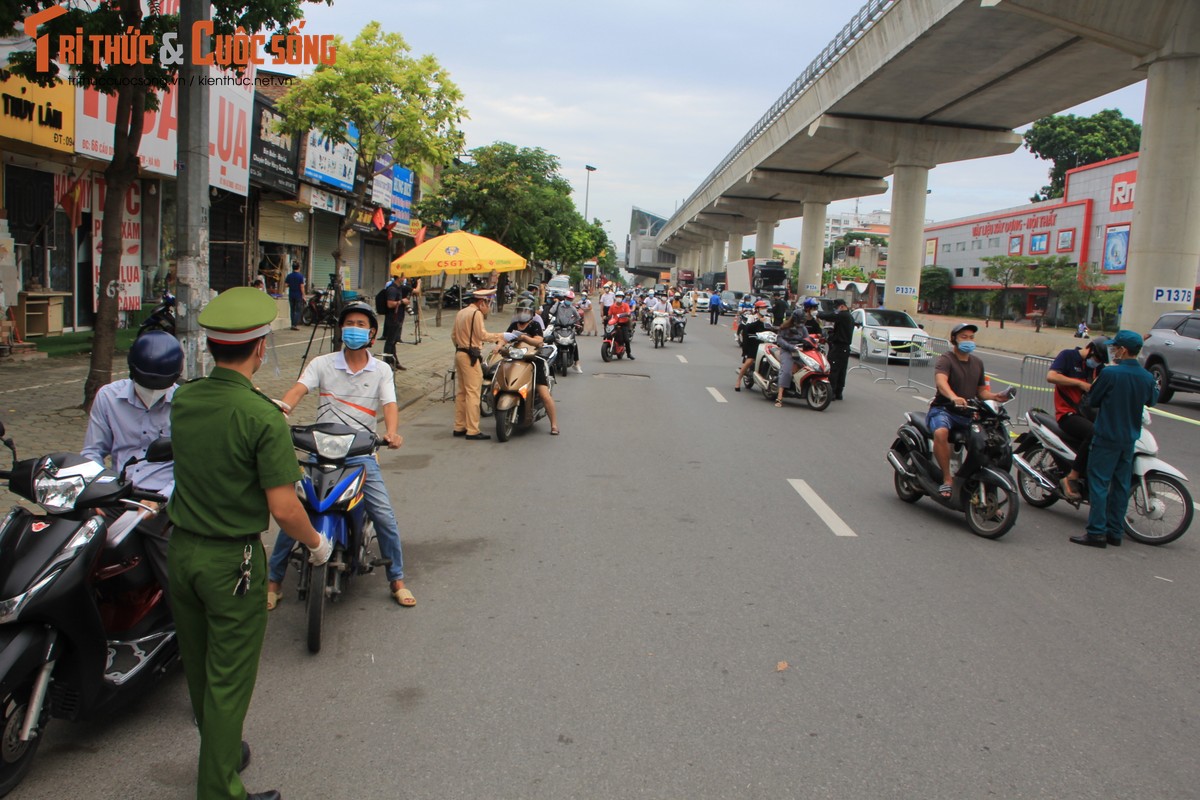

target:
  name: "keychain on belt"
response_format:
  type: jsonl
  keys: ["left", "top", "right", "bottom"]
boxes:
{"left": 234, "top": 544, "right": 253, "bottom": 596}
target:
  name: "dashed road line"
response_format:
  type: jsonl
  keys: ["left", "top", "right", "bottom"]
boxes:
{"left": 676, "top": 355, "right": 688, "bottom": 364}
{"left": 706, "top": 387, "right": 728, "bottom": 404}
{"left": 788, "top": 479, "right": 857, "bottom": 537}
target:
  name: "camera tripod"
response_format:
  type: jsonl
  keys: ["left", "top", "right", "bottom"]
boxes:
{"left": 297, "top": 273, "right": 345, "bottom": 379}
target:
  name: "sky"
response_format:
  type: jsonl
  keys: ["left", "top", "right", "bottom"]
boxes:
{"left": 287, "top": 0, "right": 1147, "bottom": 256}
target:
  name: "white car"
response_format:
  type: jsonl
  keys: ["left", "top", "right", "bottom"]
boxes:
{"left": 850, "top": 308, "right": 931, "bottom": 362}
{"left": 691, "top": 291, "right": 710, "bottom": 311}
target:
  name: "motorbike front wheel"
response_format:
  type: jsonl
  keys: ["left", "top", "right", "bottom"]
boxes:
{"left": 601, "top": 342, "right": 612, "bottom": 362}
{"left": 307, "top": 561, "right": 328, "bottom": 653}
{"left": 742, "top": 370, "right": 754, "bottom": 390}
{"left": 480, "top": 387, "right": 495, "bottom": 418}
{"left": 300, "top": 307, "right": 315, "bottom": 326}
{"left": 964, "top": 481, "right": 1018, "bottom": 539}
{"left": 497, "top": 406, "right": 517, "bottom": 442}
{"left": 1015, "top": 446, "right": 1059, "bottom": 508}
{"left": 1124, "top": 473, "right": 1193, "bottom": 545}
{"left": 0, "top": 684, "right": 42, "bottom": 797}
{"left": 806, "top": 380, "right": 831, "bottom": 411}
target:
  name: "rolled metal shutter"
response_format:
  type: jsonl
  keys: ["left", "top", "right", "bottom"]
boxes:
{"left": 258, "top": 201, "right": 308, "bottom": 245}
{"left": 312, "top": 211, "right": 341, "bottom": 290}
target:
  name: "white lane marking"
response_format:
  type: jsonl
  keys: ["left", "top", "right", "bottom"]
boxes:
{"left": 676, "top": 355, "right": 688, "bottom": 363}
{"left": 1154, "top": 576, "right": 1174, "bottom": 583}
{"left": 788, "top": 479, "right": 858, "bottom": 537}
{"left": 706, "top": 387, "right": 728, "bottom": 404}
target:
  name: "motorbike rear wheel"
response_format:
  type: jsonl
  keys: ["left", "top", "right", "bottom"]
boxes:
{"left": 0, "top": 684, "right": 42, "bottom": 797}
{"left": 964, "top": 480, "right": 1018, "bottom": 539}
{"left": 497, "top": 406, "right": 516, "bottom": 442}
{"left": 601, "top": 342, "right": 612, "bottom": 362}
{"left": 1016, "top": 446, "right": 1059, "bottom": 508}
{"left": 806, "top": 380, "right": 831, "bottom": 411}
{"left": 893, "top": 451, "right": 922, "bottom": 503}
{"left": 300, "top": 306, "right": 315, "bottom": 326}
{"left": 654, "top": 330, "right": 664, "bottom": 349}
{"left": 306, "top": 561, "right": 328, "bottom": 654}
{"left": 1124, "top": 473, "right": 1193, "bottom": 545}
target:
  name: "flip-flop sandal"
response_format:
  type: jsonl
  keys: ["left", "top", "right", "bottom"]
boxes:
{"left": 550, "top": 427, "right": 560, "bottom": 435}
{"left": 266, "top": 591, "right": 283, "bottom": 611}
{"left": 774, "top": 400, "right": 783, "bottom": 407}
{"left": 938, "top": 484, "right": 953, "bottom": 498}
{"left": 392, "top": 586, "right": 416, "bottom": 607}
{"left": 1059, "top": 478, "right": 1082, "bottom": 500}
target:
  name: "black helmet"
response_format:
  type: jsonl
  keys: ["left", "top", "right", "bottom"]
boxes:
{"left": 1088, "top": 336, "right": 1110, "bottom": 364}
{"left": 338, "top": 301, "right": 378, "bottom": 332}
{"left": 128, "top": 330, "right": 183, "bottom": 390}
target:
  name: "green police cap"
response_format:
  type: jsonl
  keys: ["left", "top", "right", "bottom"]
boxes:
{"left": 198, "top": 287, "right": 278, "bottom": 344}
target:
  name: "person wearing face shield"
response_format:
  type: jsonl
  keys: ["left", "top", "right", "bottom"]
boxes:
{"left": 1046, "top": 336, "right": 1110, "bottom": 500}
{"left": 167, "top": 287, "right": 330, "bottom": 800}
{"left": 266, "top": 302, "right": 411, "bottom": 607}
{"left": 927, "top": 322, "right": 1011, "bottom": 498}
{"left": 82, "top": 329, "right": 183, "bottom": 606}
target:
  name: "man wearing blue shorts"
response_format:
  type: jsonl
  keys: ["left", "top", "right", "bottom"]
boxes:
{"left": 929, "top": 323, "right": 1009, "bottom": 497}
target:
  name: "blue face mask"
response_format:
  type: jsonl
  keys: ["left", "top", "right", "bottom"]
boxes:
{"left": 957, "top": 340, "right": 976, "bottom": 354}
{"left": 1085, "top": 357, "right": 1100, "bottom": 369}
{"left": 342, "top": 327, "right": 371, "bottom": 350}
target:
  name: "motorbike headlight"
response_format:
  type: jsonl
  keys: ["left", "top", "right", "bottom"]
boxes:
{"left": 35, "top": 474, "right": 87, "bottom": 513}
{"left": 799, "top": 353, "right": 821, "bottom": 371}
{"left": 313, "top": 431, "right": 354, "bottom": 461}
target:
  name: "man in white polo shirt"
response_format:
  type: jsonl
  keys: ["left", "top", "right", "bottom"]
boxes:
{"left": 265, "top": 302, "right": 415, "bottom": 608}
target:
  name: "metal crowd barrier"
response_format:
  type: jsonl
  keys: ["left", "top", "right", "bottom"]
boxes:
{"left": 896, "top": 336, "right": 951, "bottom": 394}
{"left": 848, "top": 325, "right": 894, "bottom": 384}
{"left": 1013, "top": 355, "right": 1055, "bottom": 426}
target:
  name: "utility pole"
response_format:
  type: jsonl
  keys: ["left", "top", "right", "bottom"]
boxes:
{"left": 584, "top": 164, "right": 597, "bottom": 221}
{"left": 176, "top": 0, "right": 211, "bottom": 378}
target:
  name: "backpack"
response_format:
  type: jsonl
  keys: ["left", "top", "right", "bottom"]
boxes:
{"left": 375, "top": 284, "right": 390, "bottom": 315}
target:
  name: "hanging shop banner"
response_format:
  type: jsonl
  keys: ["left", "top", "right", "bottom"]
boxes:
{"left": 91, "top": 176, "right": 143, "bottom": 312}
{"left": 303, "top": 122, "right": 358, "bottom": 191}
{"left": 250, "top": 95, "right": 299, "bottom": 195}
{"left": 391, "top": 165, "right": 413, "bottom": 228}
{"left": 299, "top": 183, "right": 346, "bottom": 215}
{"left": 0, "top": 68, "right": 76, "bottom": 153}
{"left": 370, "top": 153, "right": 393, "bottom": 208}
{"left": 74, "top": 63, "right": 255, "bottom": 195}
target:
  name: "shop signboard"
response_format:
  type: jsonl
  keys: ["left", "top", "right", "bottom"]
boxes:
{"left": 300, "top": 183, "right": 347, "bottom": 215}
{"left": 0, "top": 68, "right": 75, "bottom": 153}
{"left": 90, "top": 176, "right": 142, "bottom": 312}
{"left": 249, "top": 95, "right": 298, "bottom": 195}
{"left": 303, "top": 121, "right": 358, "bottom": 191}
{"left": 391, "top": 165, "right": 413, "bottom": 228}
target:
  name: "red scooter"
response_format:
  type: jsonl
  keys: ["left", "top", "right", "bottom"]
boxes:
{"left": 601, "top": 312, "right": 632, "bottom": 361}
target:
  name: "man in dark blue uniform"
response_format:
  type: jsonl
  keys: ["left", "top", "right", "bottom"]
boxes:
{"left": 1071, "top": 330, "right": 1158, "bottom": 548}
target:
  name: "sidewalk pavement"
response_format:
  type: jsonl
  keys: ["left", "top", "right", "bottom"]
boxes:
{"left": 0, "top": 321, "right": 458, "bottom": 510}
{"left": 911, "top": 313, "right": 1096, "bottom": 359}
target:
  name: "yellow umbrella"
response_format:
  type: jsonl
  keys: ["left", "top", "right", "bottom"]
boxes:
{"left": 390, "top": 230, "right": 526, "bottom": 278}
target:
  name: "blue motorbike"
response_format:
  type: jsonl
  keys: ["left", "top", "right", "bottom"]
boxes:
{"left": 288, "top": 423, "right": 384, "bottom": 653}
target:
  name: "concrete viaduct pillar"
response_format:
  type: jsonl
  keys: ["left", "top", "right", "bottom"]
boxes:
{"left": 727, "top": 233, "right": 744, "bottom": 263}
{"left": 743, "top": 171, "right": 888, "bottom": 297}
{"left": 755, "top": 220, "right": 775, "bottom": 261}
{"left": 808, "top": 116, "right": 1022, "bottom": 315}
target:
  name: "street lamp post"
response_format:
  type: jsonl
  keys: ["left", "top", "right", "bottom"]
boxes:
{"left": 584, "top": 164, "right": 597, "bottom": 221}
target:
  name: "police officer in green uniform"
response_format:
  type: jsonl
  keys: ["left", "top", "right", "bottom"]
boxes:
{"left": 167, "top": 288, "right": 333, "bottom": 800}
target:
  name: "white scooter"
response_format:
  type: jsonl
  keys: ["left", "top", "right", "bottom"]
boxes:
{"left": 1012, "top": 408, "right": 1193, "bottom": 545}
{"left": 651, "top": 310, "right": 670, "bottom": 349}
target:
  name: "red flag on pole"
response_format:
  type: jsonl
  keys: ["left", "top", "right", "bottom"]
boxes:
{"left": 371, "top": 207, "right": 386, "bottom": 230}
{"left": 414, "top": 226, "right": 428, "bottom": 246}
{"left": 57, "top": 177, "right": 84, "bottom": 231}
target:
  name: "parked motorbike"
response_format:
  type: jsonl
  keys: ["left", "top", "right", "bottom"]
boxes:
{"left": 137, "top": 292, "right": 176, "bottom": 336}
{"left": 886, "top": 394, "right": 1020, "bottom": 538}
{"left": 601, "top": 313, "right": 631, "bottom": 361}
{"left": 0, "top": 424, "right": 176, "bottom": 796}
{"left": 492, "top": 344, "right": 556, "bottom": 441}
{"left": 651, "top": 310, "right": 670, "bottom": 349}
{"left": 670, "top": 309, "right": 687, "bottom": 343}
{"left": 1013, "top": 408, "right": 1193, "bottom": 545}
{"left": 548, "top": 323, "right": 580, "bottom": 376}
{"left": 747, "top": 331, "right": 832, "bottom": 411}
{"left": 285, "top": 423, "right": 384, "bottom": 653}
{"left": 301, "top": 289, "right": 332, "bottom": 327}
{"left": 442, "top": 285, "right": 464, "bottom": 308}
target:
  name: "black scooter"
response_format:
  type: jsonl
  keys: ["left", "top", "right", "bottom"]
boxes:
{"left": 137, "top": 292, "right": 176, "bottom": 336}
{"left": 886, "top": 394, "right": 1021, "bottom": 539}
{"left": 0, "top": 424, "right": 175, "bottom": 796}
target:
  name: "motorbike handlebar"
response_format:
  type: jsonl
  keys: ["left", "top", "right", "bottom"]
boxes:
{"left": 129, "top": 488, "right": 168, "bottom": 505}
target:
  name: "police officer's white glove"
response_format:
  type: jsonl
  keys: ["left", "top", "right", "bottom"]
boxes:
{"left": 307, "top": 535, "right": 333, "bottom": 565}
{"left": 503, "top": 331, "right": 520, "bottom": 342}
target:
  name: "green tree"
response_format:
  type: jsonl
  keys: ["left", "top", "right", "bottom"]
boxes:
{"left": 919, "top": 266, "right": 952, "bottom": 312}
{"left": 1, "top": 0, "right": 327, "bottom": 408}
{"left": 1024, "top": 109, "right": 1141, "bottom": 200}
{"left": 1024, "top": 255, "right": 1077, "bottom": 325}
{"left": 416, "top": 142, "right": 601, "bottom": 269}
{"left": 277, "top": 21, "right": 464, "bottom": 280}
{"left": 1094, "top": 283, "right": 1125, "bottom": 330}
{"left": 741, "top": 249, "right": 755, "bottom": 259}
{"left": 980, "top": 255, "right": 1033, "bottom": 328}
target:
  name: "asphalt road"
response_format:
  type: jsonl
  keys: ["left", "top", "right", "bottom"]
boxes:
{"left": 12, "top": 317, "right": 1200, "bottom": 800}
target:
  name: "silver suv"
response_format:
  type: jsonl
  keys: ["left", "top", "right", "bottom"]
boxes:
{"left": 1139, "top": 312, "right": 1200, "bottom": 403}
